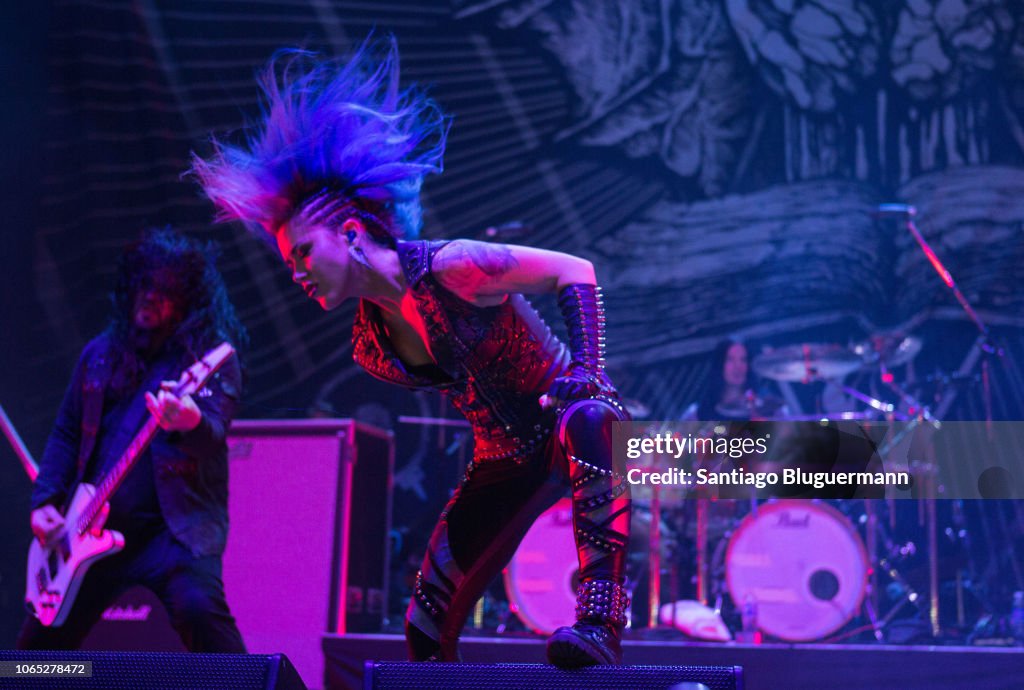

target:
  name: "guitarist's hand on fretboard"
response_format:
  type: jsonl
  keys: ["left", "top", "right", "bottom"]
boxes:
{"left": 30, "top": 505, "right": 66, "bottom": 548}
{"left": 145, "top": 380, "right": 202, "bottom": 432}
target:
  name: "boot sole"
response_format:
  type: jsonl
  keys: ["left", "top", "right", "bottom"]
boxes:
{"left": 546, "top": 632, "right": 618, "bottom": 669}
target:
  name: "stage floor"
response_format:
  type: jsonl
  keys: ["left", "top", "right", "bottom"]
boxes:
{"left": 323, "top": 633, "right": 1023, "bottom": 690}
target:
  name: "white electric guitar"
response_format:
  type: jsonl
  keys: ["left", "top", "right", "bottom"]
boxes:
{"left": 24, "top": 342, "right": 235, "bottom": 627}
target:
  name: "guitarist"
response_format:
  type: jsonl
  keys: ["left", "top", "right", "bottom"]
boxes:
{"left": 17, "top": 227, "right": 248, "bottom": 653}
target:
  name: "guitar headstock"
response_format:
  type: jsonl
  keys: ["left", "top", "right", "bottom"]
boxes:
{"left": 171, "top": 342, "right": 235, "bottom": 398}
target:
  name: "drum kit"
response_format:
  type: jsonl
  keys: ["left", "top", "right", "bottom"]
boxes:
{"left": 504, "top": 333, "right": 938, "bottom": 643}
{"left": 502, "top": 330, "right": 987, "bottom": 643}
{"left": 502, "top": 205, "right": 1010, "bottom": 643}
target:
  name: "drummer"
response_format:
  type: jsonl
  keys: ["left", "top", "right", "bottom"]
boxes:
{"left": 680, "top": 339, "right": 784, "bottom": 422}
{"left": 677, "top": 339, "right": 787, "bottom": 500}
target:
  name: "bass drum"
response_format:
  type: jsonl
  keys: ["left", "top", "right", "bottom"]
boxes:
{"left": 726, "top": 500, "right": 868, "bottom": 641}
{"left": 504, "top": 499, "right": 672, "bottom": 634}
{"left": 503, "top": 499, "right": 577, "bottom": 635}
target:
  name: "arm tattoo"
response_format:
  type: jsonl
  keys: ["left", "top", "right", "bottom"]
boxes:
{"left": 436, "top": 241, "right": 519, "bottom": 297}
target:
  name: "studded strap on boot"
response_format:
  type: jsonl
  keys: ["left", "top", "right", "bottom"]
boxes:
{"left": 547, "top": 579, "right": 630, "bottom": 668}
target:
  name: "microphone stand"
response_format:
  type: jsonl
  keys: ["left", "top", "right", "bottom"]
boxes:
{"left": 881, "top": 203, "right": 1006, "bottom": 638}
{"left": 890, "top": 204, "right": 1005, "bottom": 429}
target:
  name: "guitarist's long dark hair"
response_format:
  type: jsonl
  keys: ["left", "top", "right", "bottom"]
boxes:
{"left": 106, "top": 227, "right": 248, "bottom": 397}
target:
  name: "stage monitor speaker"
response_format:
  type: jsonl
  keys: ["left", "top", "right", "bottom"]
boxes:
{"left": 0, "top": 650, "right": 307, "bottom": 689}
{"left": 80, "top": 586, "right": 185, "bottom": 652}
{"left": 362, "top": 661, "right": 744, "bottom": 690}
{"left": 225, "top": 420, "right": 394, "bottom": 690}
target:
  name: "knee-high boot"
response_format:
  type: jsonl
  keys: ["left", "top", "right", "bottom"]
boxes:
{"left": 546, "top": 396, "right": 631, "bottom": 668}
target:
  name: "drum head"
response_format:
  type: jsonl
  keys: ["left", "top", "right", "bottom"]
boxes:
{"left": 726, "top": 500, "right": 867, "bottom": 641}
{"left": 503, "top": 499, "right": 577, "bottom": 635}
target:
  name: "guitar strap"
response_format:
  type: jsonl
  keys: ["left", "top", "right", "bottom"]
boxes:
{"left": 76, "top": 349, "right": 176, "bottom": 481}
{"left": 75, "top": 352, "right": 109, "bottom": 480}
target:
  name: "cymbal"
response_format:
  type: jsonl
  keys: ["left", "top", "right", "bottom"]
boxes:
{"left": 852, "top": 334, "right": 923, "bottom": 368}
{"left": 713, "top": 394, "right": 786, "bottom": 419}
{"left": 622, "top": 398, "right": 651, "bottom": 418}
{"left": 752, "top": 344, "right": 862, "bottom": 382}
{"left": 758, "top": 411, "right": 877, "bottom": 422}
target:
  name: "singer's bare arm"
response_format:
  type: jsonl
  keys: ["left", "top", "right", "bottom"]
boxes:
{"left": 432, "top": 240, "right": 595, "bottom": 306}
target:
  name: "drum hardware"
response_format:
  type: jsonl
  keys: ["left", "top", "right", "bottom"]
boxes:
{"left": 752, "top": 344, "right": 863, "bottom": 384}
{"left": 877, "top": 391, "right": 942, "bottom": 637}
{"left": 858, "top": 555, "right": 928, "bottom": 642}
{"left": 836, "top": 386, "right": 901, "bottom": 420}
{"left": 748, "top": 302, "right": 951, "bottom": 637}
{"left": 925, "top": 458, "right": 940, "bottom": 637}
{"left": 695, "top": 492, "right": 708, "bottom": 606}
{"left": 752, "top": 343, "right": 905, "bottom": 423}
{"left": 864, "top": 500, "right": 880, "bottom": 639}
{"left": 626, "top": 420, "right": 716, "bottom": 632}
{"left": 635, "top": 205, "right": 1012, "bottom": 644}
{"left": 948, "top": 500, "right": 973, "bottom": 630}
{"left": 506, "top": 488, "right": 980, "bottom": 643}
{"left": 648, "top": 483, "right": 662, "bottom": 628}
{"left": 639, "top": 480, "right": 696, "bottom": 635}
{"left": 852, "top": 334, "right": 923, "bottom": 369}
{"left": 851, "top": 500, "right": 933, "bottom": 642}
{"left": 704, "top": 341, "right": 950, "bottom": 642}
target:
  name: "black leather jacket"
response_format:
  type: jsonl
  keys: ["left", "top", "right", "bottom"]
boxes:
{"left": 30, "top": 334, "right": 241, "bottom": 557}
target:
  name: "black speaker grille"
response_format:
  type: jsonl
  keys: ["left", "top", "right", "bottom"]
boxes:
{"left": 364, "top": 662, "right": 743, "bottom": 690}
{"left": 0, "top": 650, "right": 303, "bottom": 690}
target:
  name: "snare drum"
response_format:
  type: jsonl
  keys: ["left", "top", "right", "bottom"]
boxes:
{"left": 726, "top": 500, "right": 868, "bottom": 641}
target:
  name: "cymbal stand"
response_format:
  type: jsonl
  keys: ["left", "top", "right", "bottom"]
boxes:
{"left": 858, "top": 500, "right": 930, "bottom": 641}
{"left": 876, "top": 404, "right": 941, "bottom": 637}
{"left": 876, "top": 358, "right": 942, "bottom": 634}
{"left": 695, "top": 491, "right": 708, "bottom": 606}
{"left": 639, "top": 483, "right": 687, "bottom": 635}
{"left": 865, "top": 500, "right": 881, "bottom": 640}
{"left": 926, "top": 457, "right": 939, "bottom": 637}
{"left": 874, "top": 554, "right": 928, "bottom": 634}
{"left": 648, "top": 483, "right": 662, "bottom": 628}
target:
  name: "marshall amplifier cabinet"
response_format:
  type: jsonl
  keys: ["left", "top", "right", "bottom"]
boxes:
{"left": 81, "top": 586, "right": 185, "bottom": 652}
{"left": 224, "top": 419, "right": 394, "bottom": 689}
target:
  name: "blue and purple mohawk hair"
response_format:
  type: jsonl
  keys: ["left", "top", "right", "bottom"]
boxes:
{"left": 191, "top": 36, "right": 448, "bottom": 241}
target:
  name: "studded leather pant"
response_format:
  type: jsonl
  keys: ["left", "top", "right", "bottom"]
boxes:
{"left": 405, "top": 397, "right": 630, "bottom": 661}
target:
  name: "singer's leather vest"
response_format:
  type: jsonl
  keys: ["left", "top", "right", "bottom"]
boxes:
{"left": 353, "top": 240, "right": 570, "bottom": 462}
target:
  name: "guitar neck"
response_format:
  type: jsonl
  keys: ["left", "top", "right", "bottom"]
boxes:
{"left": 75, "top": 414, "right": 162, "bottom": 535}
